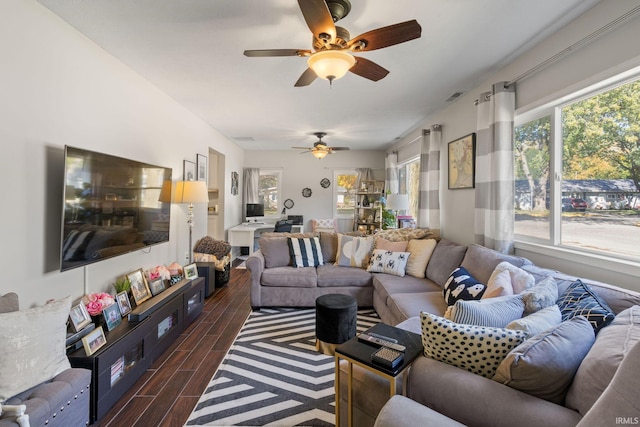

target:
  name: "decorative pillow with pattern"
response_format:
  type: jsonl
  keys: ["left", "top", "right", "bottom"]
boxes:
{"left": 556, "top": 279, "right": 615, "bottom": 333}
{"left": 442, "top": 266, "right": 486, "bottom": 306}
{"left": 521, "top": 275, "right": 558, "bottom": 315}
{"left": 374, "top": 228, "right": 439, "bottom": 242}
{"left": 288, "top": 237, "right": 324, "bottom": 268}
{"left": 366, "top": 249, "right": 410, "bottom": 277}
{"left": 421, "top": 312, "right": 528, "bottom": 378}
{"left": 335, "top": 234, "right": 374, "bottom": 268}
{"left": 449, "top": 295, "right": 525, "bottom": 328}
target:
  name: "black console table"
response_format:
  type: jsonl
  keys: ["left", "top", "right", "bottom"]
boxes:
{"left": 69, "top": 277, "right": 205, "bottom": 423}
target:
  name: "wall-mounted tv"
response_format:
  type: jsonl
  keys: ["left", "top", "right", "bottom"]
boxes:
{"left": 60, "top": 146, "right": 172, "bottom": 271}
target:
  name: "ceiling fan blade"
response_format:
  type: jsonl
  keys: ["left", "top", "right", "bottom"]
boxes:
{"left": 350, "top": 56, "right": 389, "bottom": 82}
{"left": 330, "top": 147, "right": 350, "bottom": 151}
{"left": 298, "top": 0, "right": 336, "bottom": 44}
{"left": 348, "top": 20, "right": 422, "bottom": 52}
{"left": 291, "top": 146, "right": 312, "bottom": 149}
{"left": 294, "top": 68, "right": 318, "bottom": 87}
{"left": 244, "top": 49, "right": 311, "bottom": 57}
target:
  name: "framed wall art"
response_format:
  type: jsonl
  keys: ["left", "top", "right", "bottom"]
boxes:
{"left": 197, "top": 154, "right": 207, "bottom": 182}
{"left": 231, "top": 171, "right": 239, "bottom": 195}
{"left": 448, "top": 133, "right": 476, "bottom": 189}
{"left": 183, "top": 160, "right": 196, "bottom": 181}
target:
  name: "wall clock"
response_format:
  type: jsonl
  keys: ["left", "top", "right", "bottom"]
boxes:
{"left": 320, "top": 178, "right": 331, "bottom": 188}
{"left": 284, "top": 198, "right": 294, "bottom": 209}
{"left": 302, "top": 188, "right": 312, "bottom": 198}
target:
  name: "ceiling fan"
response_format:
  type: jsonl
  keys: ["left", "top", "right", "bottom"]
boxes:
{"left": 292, "top": 132, "right": 349, "bottom": 159}
{"left": 244, "top": 0, "right": 421, "bottom": 86}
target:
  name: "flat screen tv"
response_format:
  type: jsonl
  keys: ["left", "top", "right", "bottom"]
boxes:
{"left": 60, "top": 146, "right": 172, "bottom": 271}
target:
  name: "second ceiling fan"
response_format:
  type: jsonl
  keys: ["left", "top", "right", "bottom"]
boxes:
{"left": 292, "top": 132, "right": 349, "bottom": 159}
{"left": 244, "top": 0, "right": 422, "bottom": 86}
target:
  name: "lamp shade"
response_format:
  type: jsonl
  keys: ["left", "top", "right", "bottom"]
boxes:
{"left": 173, "top": 180, "right": 209, "bottom": 204}
{"left": 307, "top": 50, "right": 356, "bottom": 81}
{"left": 158, "top": 180, "right": 173, "bottom": 203}
{"left": 386, "top": 193, "right": 409, "bottom": 211}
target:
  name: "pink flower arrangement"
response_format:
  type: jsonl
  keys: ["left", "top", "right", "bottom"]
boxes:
{"left": 146, "top": 265, "right": 171, "bottom": 281}
{"left": 83, "top": 292, "right": 115, "bottom": 316}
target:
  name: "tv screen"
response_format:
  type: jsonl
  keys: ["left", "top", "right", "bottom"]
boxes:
{"left": 60, "top": 146, "right": 172, "bottom": 271}
{"left": 246, "top": 203, "right": 264, "bottom": 219}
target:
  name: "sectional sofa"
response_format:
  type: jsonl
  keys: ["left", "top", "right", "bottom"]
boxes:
{"left": 246, "top": 229, "right": 640, "bottom": 427}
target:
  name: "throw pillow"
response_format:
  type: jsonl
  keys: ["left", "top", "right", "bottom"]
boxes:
{"left": 0, "top": 296, "right": 72, "bottom": 403}
{"left": 319, "top": 232, "right": 338, "bottom": 263}
{"left": 493, "top": 316, "right": 595, "bottom": 404}
{"left": 557, "top": 279, "right": 615, "bottom": 333}
{"left": 374, "top": 228, "right": 439, "bottom": 242}
{"left": 506, "top": 305, "right": 562, "bottom": 336}
{"left": 565, "top": 305, "right": 640, "bottom": 416}
{"left": 259, "top": 237, "right": 291, "bottom": 268}
{"left": 450, "top": 295, "right": 525, "bottom": 328}
{"left": 375, "top": 237, "right": 408, "bottom": 252}
{"left": 425, "top": 239, "right": 468, "bottom": 287}
{"left": 404, "top": 239, "right": 437, "bottom": 279}
{"left": 421, "top": 312, "right": 527, "bottom": 378}
{"left": 366, "top": 249, "right": 410, "bottom": 277}
{"left": 483, "top": 269, "right": 513, "bottom": 299}
{"left": 488, "top": 261, "right": 535, "bottom": 295}
{"left": 335, "top": 234, "right": 374, "bottom": 268}
{"left": 520, "top": 275, "right": 558, "bottom": 315}
{"left": 288, "top": 237, "right": 324, "bottom": 268}
{"left": 442, "top": 266, "right": 486, "bottom": 306}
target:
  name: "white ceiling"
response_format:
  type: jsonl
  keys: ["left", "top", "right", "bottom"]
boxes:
{"left": 38, "top": 0, "right": 599, "bottom": 151}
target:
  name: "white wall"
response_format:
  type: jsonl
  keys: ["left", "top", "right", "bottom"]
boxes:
{"left": 243, "top": 150, "right": 385, "bottom": 233}
{"left": 389, "top": 0, "right": 640, "bottom": 290}
{"left": 0, "top": 0, "right": 244, "bottom": 307}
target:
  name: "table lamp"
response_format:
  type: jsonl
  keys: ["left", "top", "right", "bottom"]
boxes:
{"left": 173, "top": 180, "right": 209, "bottom": 263}
{"left": 386, "top": 194, "right": 409, "bottom": 228}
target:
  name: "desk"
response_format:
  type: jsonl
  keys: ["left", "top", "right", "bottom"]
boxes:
{"left": 228, "top": 223, "right": 304, "bottom": 255}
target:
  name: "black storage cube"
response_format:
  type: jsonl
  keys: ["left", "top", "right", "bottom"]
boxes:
{"left": 215, "top": 263, "right": 231, "bottom": 287}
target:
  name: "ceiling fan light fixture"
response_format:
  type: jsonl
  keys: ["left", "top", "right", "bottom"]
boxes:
{"left": 307, "top": 50, "right": 355, "bottom": 82}
{"left": 312, "top": 149, "right": 329, "bottom": 159}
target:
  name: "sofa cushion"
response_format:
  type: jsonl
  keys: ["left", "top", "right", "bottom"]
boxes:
{"left": 374, "top": 228, "right": 438, "bottom": 242}
{"left": 319, "top": 232, "right": 338, "bottom": 263}
{"left": 557, "top": 279, "right": 615, "bottom": 333}
{"left": 506, "top": 305, "right": 562, "bottom": 336}
{"left": 421, "top": 312, "right": 527, "bottom": 378}
{"left": 493, "top": 316, "right": 595, "bottom": 404}
{"left": 449, "top": 295, "right": 525, "bottom": 328}
{"left": 404, "top": 239, "right": 437, "bottom": 279}
{"left": 367, "top": 250, "right": 410, "bottom": 277}
{"left": 442, "top": 266, "right": 486, "bottom": 306}
{"left": 425, "top": 239, "right": 467, "bottom": 287}
{"left": 259, "top": 237, "right": 291, "bottom": 268}
{"left": 373, "top": 274, "right": 441, "bottom": 309}
{"left": 0, "top": 296, "right": 72, "bottom": 403}
{"left": 520, "top": 276, "right": 558, "bottom": 315}
{"left": 317, "top": 264, "right": 373, "bottom": 288}
{"left": 260, "top": 266, "right": 317, "bottom": 288}
{"left": 288, "top": 237, "right": 323, "bottom": 267}
{"left": 566, "top": 305, "right": 640, "bottom": 416}
{"left": 0, "top": 292, "right": 18, "bottom": 313}
{"left": 389, "top": 292, "right": 448, "bottom": 322}
{"left": 335, "top": 234, "right": 374, "bottom": 268}
{"left": 461, "top": 244, "right": 531, "bottom": 286}
{"left": 374, "top": 237, "right": 408, "bottom": 252}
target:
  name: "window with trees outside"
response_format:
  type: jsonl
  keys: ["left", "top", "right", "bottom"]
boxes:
{"left": 515, "top": 74, "right": 640, "bottom": 262}
{"left": 335, "top": 170, "right": 357, "bottom": 218}
{"left": 398, "top": 158, "right": 420, "bottom": 220}
{"left": 258, "top": 169, "right": 281, "bottom": 216}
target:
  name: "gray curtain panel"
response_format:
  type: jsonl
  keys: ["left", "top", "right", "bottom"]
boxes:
{"left": 242, "top": 168, "right": 260, "bottom": 215}
{"left": 474, "top": 82, "right": 515, "bottom": 253}
{"left": 385, "top": 152, "right": 399, "bottom": 195}
{"left": 418, "top": 125, "right": 441, "bottom": 232}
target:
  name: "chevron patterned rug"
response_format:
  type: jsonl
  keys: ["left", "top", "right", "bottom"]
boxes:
{"left": 186, "top": 307, "right": 380, "bottom": 426}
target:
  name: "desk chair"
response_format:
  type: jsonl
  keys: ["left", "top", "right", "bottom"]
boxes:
{"left": 274, "top": 220, "right": 293, "bottom": 233}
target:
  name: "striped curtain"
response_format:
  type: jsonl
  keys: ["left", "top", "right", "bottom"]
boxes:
{"left": 417, "top": 125, "right": 441, "bottom": 232}
{"left": 474, "top": 82, "right": 515, "bottom": 253}
{"left": 385, "top": 152, "right": 398, "bottom": 194}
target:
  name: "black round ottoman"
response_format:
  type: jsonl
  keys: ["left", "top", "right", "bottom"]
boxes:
{"left": 315, "top": 294, "right": 358, "bottom": 355}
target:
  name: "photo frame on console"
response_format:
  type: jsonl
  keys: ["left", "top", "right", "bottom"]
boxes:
{"left": 184, "top": 263, "right": 198, "bottom": 280}
{"left": 103, "top": 303, "right": 122, "bottom": 331}
{"left": 116, "top": 291, "right": 132, "bottom": 317}
{"left": 82, "top": 326, "right": 107, "bottom": 356}
{"left": 69, "top": 303, "right": 92, "bottom": 333}
{"left": 149, "top": 278, "right": 166, "bottom": 296}
{"left": 127, "top": 268, "right": 152, "bottom": 306}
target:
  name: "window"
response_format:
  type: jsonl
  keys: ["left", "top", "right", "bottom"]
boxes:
{"left": 335, "top": 170, "right": 357, "bottom": 218}
{"left": 258, "top": 169, "right": 281, "bottom": 216}
{"left": 398, "top": 158, "right": 420, "bottom": 220}
{"left": 515, "top": 74, "right": 640, "bottom": 261}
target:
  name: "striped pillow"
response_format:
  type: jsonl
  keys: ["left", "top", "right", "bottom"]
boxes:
{"left": 450, "top": 295, "right": 525, "bottom": 328}
{"left": 288, "top": 237, "right": 324, "bottom": 268}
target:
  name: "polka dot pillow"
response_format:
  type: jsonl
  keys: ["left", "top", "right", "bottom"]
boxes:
{"left": 420, "top": 312, "right": 528, "bottom": 378}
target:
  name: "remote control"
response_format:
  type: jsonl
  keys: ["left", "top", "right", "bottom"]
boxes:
{"left": 368, "top": 332, "right": 398, "bottom": 344}
{"left": 358, "top": 333, "right": 406, "bottom": 352}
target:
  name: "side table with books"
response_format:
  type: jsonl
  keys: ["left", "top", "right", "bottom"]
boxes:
{"left": 335, "top": 322, "right": 422, "bottom": 427}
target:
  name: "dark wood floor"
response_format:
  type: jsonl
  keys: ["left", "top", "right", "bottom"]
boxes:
{"left": 92, "top": 262, "right": 252, "bottom": 427}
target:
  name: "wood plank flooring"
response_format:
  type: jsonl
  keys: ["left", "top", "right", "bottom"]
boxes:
{"left": 92, "top": 262, "right": 252, "bottom": 427}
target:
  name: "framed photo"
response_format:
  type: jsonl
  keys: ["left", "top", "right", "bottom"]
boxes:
{"left": 183, "top": 160, "right": 196, "bottom": 181}
{"left": 399, "top": 218, "right": 416, "bottom": 229}
{"left": 231, "top": 171, "right": 239, "bottom": 195}
{"left": 82, "top": 326, "right": 107, "bottom": 356}
{"left": 102, "top": 303, "right": 122, "bottom": 331}
{"left": 183, "top": 263, "right": 198, "bottom": 280}
{"left": 196, "top": 154, "right": 208, "bottom": 182}
{"left": 448, "top": 133, "right": 476, "bottom": 189}
{"left": 127, "top": 268, "right": 152, "bottom": 306}
{"left": 69, "top": 302, "right": 92, "bottom": 333}
{"left": 115, "top": 291, "right": 132, "bottom": 317}
{"left": 149, "top": 278, "right": 166, "bottom": 296}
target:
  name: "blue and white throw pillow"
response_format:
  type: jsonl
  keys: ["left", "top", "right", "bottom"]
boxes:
{"left": 442, "top": 266, "right": 486, "bottom": 306}
{"left": 288, "top": 237, "right": 324, "bottom": 268}
{"left": 366, "top": 249, "right": 411, "bottom": 277}
{"left": 556, "top": 279, "right": 615, "bottom": 333}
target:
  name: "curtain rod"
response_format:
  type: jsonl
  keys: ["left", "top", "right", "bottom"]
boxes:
{"left": 506, "top": 5, "right": 640, "bottom": 87}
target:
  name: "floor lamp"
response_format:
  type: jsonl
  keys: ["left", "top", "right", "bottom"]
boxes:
{"left": 173, "top": 180, "right": 209, "bottom": 264}
{"left": 386, "top": 194, "right": 409, "bottom": 228}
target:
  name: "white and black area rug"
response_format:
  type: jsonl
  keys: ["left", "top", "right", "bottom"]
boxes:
{"left": 186, "top": 307, "right": 379, "bottom": 426}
